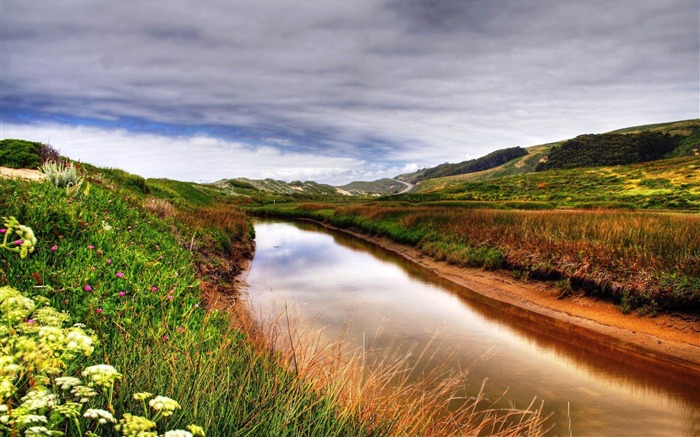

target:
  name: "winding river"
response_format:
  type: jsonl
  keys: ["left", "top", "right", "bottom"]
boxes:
{"left": 245, "top": 220, "right": 700, "bottom": 436}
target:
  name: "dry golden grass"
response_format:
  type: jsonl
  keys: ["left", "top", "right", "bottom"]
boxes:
{"left": 252, "top": 311, "right": 548, "bottom": 436}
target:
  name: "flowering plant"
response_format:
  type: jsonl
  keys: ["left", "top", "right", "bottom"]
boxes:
{"left": 0, "top": 286, "right": 204, "bottom": 437}
{"left": 0, "top": 216, "right": 37, "bottom": 259}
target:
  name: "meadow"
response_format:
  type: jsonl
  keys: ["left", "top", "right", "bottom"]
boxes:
{"left": 0, "top": 161, "right": 545, "bottom": 436}
{"left": 253, "top": 203, "right": 700, "bottom": 314}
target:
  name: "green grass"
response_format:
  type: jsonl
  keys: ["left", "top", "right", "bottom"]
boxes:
{"left": 0, "top": 177, "right": 383, "bottom": 436}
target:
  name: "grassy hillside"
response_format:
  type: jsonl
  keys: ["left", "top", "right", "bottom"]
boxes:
{"left": 338, "top": 178, "right": 406, "bottom": 195}
{"left": 404, "top": 146, "right": 529, "bottom": 184}
{"left": 406, "top": 156, "right": 700, "bottom": 210}
{"left": 401, "top": 119, "right": 699, "bottom": 190}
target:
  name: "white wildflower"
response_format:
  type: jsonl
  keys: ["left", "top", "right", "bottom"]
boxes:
{"left": 0, "top": 377, "right": 15, "bottom": 401}
{"left": 82, "top": 364, "right": 122, "bottom": 388}
{"left": 1, "top": 294, "right": 35, "bottom": 324}
{"left": 55, "top": 376, "right": 82, "bottom": 390}
{"left": 65, "top": 328, "right": 94, "bottom": 356}
{"left": 32, "top": 307, "right": 70, "bottom": 327}
{"left": 83, "top": 408, "right": 116, "bottom": 424}
{"left": 19, "top": 388, "right": 58, "bottom": 411}
{"left": 24, "top": 426, "right": 52, "bottom": 436}
{"left": 17, "top": 414, "right": 47, "bottom": 425}
{"left": 164, "top": 431, "right": 193, "bottom": 437}
{"left": 70, "top": 385, "right": 97, "bottom": 403}
{"left": 38, "top": 326, "right": 65, "bottom": 346}
{"left": 149, "top": 395, "right": 181, "bottom": 417}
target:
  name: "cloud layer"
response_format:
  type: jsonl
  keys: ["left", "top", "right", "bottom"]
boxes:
{"left": 1, "top": 0, "right": 698, "bottom": 183}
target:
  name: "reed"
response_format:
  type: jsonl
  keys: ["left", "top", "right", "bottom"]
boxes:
{"left": 253, "top": 308, "right": 547, "bottom": 436}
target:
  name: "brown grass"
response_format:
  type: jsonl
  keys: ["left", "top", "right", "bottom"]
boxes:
{"left": 253, "top": 310, "right": 548, "bottom": 436}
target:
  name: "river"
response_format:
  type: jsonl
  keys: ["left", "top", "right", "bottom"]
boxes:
{"left": 245, "top": 220, "right": 700, "bottom": 436}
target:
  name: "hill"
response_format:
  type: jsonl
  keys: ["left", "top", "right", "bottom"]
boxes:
{"left": 400, "top": 146, "right": 529, "bottom": 184}
{"left": 338, "top": 178, "right": 407, "bottom": 195}
{"left": 400, "top": 119, "right": 699, "bottom": 193}
{"left": 397, "top": 119, "right": 700, "bottom": 185}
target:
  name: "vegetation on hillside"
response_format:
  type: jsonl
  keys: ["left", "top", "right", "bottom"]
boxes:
{"left": 408, "top": 147, "right": 528, "bottom": 183}
{"left": 407, "top": 156, "right": 700, "bottom": 210}
{"left": 253, "top": 203, "right": 700, "bottom": 315}
{"left": 535, "top": 132, "right": 681, "bottom": 171}
{"left": 338, "top": 178, "right": 406, "bottom": 195}
{"left": 0, "top": 139, "right": 61, "bottom": 169}
{"left": 398, "top": 119, "right": 699, "bottom": 189}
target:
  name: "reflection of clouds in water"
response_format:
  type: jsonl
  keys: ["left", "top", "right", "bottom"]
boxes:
{"left": 248, "top": 221, "right": 700, "bottom": 437}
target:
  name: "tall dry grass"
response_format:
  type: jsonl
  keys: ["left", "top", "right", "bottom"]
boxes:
{"left": 252, "top": 309, "right": 548, "bottom": 436}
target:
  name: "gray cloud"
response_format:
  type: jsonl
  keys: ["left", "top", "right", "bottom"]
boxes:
{"left": 1, "top": 0, "right": 698, "bottom": 183}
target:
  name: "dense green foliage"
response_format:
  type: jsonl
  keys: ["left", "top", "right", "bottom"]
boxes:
{"left": 535, "top": 132, "right": 680, "bottom": 171}
{"left": 411, "top": 147, "right": 528, "bottom": 183}
{"left": 0, "top": 139, "right": 44, "bottom": 169}
{"left": 253, "top": 203, "right": 700, "bottom": 314}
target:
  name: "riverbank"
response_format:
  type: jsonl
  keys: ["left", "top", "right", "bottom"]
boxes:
{"left": 283, "top": 217, "right": 700, "bottom": 378}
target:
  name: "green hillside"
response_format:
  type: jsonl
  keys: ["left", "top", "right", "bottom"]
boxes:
{"left": 338, "top": 178, "right": 406, "bottom": 195}
{"left": 403, "top": 146, "right": 529, "bottom": 184}
{"left": 405, "top": 156, "right": 700, "bottom": 210}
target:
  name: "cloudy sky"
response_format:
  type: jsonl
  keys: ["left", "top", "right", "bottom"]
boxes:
{"left": 1, "top": 0, "right": 698, "bottom": 184}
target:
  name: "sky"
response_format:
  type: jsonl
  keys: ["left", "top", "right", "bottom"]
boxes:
{"left": 1, "top": 0, "right": 698, "bottom": 185}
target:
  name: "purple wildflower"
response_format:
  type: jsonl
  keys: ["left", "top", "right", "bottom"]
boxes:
{"left": 106, "top": 259, "right": 112, "bottom": 264}
{"left": 87, "top": 245, "right": 94, "bottom": 250}
{"left": 96, "top": 308, "right": 103, "bottom": 314}
{"left": 13, "top": 239, "right": 23, "bottom": 246}
{"left": 119, "top": 291, "right": 126, "bottom": 297}
{"left": 84, "top": 285, "right": 92, "bottom": 292}
{"left": 115, "top": 272, "right": 125, "bottom": 278}
{"left": 50, "top": 245, "right": 57, "bottom": 252}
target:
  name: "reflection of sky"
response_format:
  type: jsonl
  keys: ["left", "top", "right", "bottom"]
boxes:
{"left": 247, "top": 221, "right": 700, "bottom": 436}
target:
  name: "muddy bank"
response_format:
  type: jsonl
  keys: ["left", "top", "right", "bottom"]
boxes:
{"left": 282, "top": 218, "right": 700, "bottom": 376}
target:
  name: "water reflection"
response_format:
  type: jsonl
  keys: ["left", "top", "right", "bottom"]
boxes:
{"left": 246, "top": 220, "right": 700, "bottom": 436}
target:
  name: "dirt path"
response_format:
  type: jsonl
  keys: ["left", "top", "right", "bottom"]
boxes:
{"left": 292, "top": 218, "right": 700, "bottom": 375}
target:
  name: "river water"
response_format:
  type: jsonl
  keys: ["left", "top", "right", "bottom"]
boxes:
{"left": 246, "top": 220, "right": 700, "bottom": 436}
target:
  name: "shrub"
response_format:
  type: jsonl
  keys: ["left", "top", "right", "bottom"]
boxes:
{"left": 0, "top": 139, "right": 43, "bottom": 169}
{"left": 144, "top": 197, "right": 175, "bottom": 218}
{"left": 40, "top": 160, "right": 82, "bottom": 188}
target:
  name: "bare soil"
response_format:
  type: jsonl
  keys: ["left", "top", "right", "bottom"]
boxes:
{"left": 0, "top": 166, "right": 46, "bottom": 181}
{"left": 297, "top": 219, "right": 700, "bottom": 375}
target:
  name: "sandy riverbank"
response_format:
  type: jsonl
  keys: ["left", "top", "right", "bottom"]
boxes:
{"left": 286, "top": 218, "right": 700, "bottom": 376}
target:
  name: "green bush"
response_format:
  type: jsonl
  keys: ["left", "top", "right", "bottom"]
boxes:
{"left": 0, "top": 139, "right": 43, "bottom": 169}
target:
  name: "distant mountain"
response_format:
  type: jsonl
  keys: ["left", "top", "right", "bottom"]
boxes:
{"left": 338, "top": 178, "right": 407, "bottom": 195}
{"left": 215, "top": 178, "right": 344, "bottom": 196}
{"left": 214, "top": 176, "right": 412, "bottom": 197}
